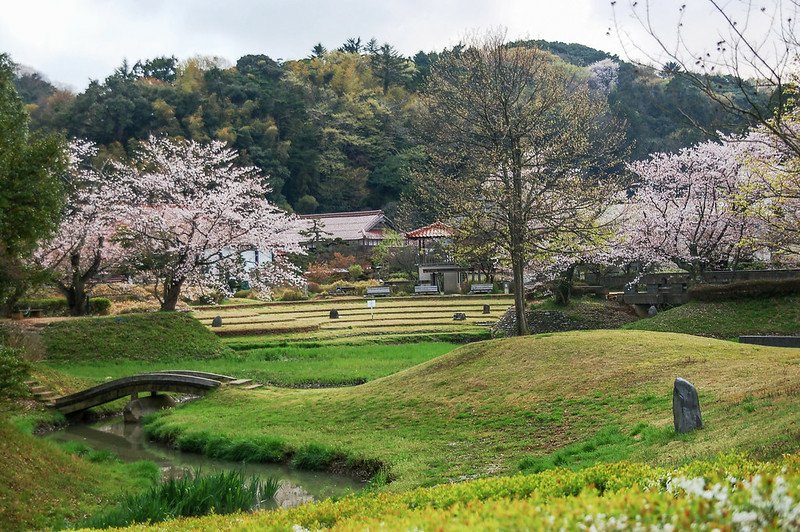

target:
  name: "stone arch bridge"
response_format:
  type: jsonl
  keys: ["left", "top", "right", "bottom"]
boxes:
{"left": 51, "top": 371, "right": 258, "bottom": 415}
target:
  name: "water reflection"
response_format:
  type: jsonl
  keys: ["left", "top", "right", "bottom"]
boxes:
{"left": 48, "top": 416, "right": 363, "bottom": 509}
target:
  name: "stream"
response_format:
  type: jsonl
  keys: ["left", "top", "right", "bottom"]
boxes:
{"left": 47, "top": 415, "right": 365, "bottom": 509}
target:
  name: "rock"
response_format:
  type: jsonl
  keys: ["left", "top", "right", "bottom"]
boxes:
{"left": 329, "top": 309, "right": 339, "bottom": 319}
{"left": 453, "top": 312, "right": 467, "bottom": 321}
{"left": 673, "top": 377, "right": 703, "bottom": 433}
{"left": 482, "top": 304, "right": 491, "bottom": 314}
{"left": 648, "top": 305, "right": 658, "bottom": 317}
{"left": 211, "top": 316, "right": 223, "bottom": 327}
{"left": 124, "top": 394, "right": 176, "bottom": 424}
{"left": 123, "top": 398, "right": 144, "bottom": 423}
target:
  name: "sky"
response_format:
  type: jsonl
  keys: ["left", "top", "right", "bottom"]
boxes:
{"left": 0, "top": 0, "right": 784, "bottom": 90}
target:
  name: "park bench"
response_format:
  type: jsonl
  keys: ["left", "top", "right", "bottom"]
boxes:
{"left": 12, "top": 308, "right": 43, "bottom": 319}
{"left": 333, "top": 285, "right": 357, "bottom": 296}
{"left": 365, "top": 286, "right": 391, "bottom": 297}
{"left": 469, "top": 283, "right": 493, "bottom": 294}
{"left": 414, "top": 285, "right": 440, "bottom": 295}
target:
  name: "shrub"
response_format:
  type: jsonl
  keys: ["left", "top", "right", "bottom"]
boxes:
{"left": 307, "top": 282, "right": 322, "bottom": 294}
{"left": 689, "top": 278, "right": 800, "bottom": 301}
{"left": 14, "top": 297, "right": 66, "bottom": 316}
{"left": 14, "top": 297, "right": 112, "bottom": 316}
{"left": 233, "top": 289, "right": 253, "bottom": 299}
{"left": 80, "top": 470, "right": 280, "bottom": 529}
{"left": 89, "top": 297, "right": 112, "bottom": 315}
{"left": 348, "top": 264, "right": 364, "bottom": 281}
{"left": 0, "top": 346, "right": 30, "bottom": 400}
{"left": 275, "top": 286, "right": 308, "bottom": 301}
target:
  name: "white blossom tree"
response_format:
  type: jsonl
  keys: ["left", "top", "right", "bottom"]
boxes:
{"left": 35, "top": 140, "right": 122, "bottom": 315}
{"left": 620, "top": 136, "right": 774, "bottom": 277}
{"left": 113, "top": 137, "right": 304, "bottom": 310}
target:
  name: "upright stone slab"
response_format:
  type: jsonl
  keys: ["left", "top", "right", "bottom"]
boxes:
{"left": 211, "top": 316, "right": 223, "bottom": 327}
{"left": 329, "top": 309, "right": 339, "bottom": 319}
{"left": 482, "top": 304, "right": 491, "bottom": 315}
{"left": 673, "top": 377, "right": 703, "bottom": 433}
{"left": 453, "top": 312, "right": 466, "bottom": 321}
{"left": 648, "top": 305, "right": 658, "bottom": 317}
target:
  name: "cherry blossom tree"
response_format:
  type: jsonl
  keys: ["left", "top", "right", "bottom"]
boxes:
{"left": 620, "top": 136, "right": 773, "bottom": 277}
{"left": 34, "top": 140, "right": 121, "bottom": 315}
{"left": 113, "top": 137, "right": 304, "bottom": 310}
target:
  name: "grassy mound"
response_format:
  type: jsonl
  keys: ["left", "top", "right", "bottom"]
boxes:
{"left": 623, "top": 295, "right": 800, "bottom": 339}
{"left": 0, "top": 417, "right": 157, "bottom": 531}
{"left": 42, "top": 312, "right": 232, "bottom": 362}
{"left": 144, "top": 330, "right": 800, "bottom": 490}
{"left": 107, "top": 453, "right": 800, "bottom": 530}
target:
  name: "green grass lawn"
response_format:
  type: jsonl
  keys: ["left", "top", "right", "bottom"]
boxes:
{"left": 623, "top": 295, "right": 800, "bottom": 339}
{"left": 144, "top": 329, "right": 800, "bottom": 492}
{"left": 47, "top": 343, "right": 457, "bottom": 388}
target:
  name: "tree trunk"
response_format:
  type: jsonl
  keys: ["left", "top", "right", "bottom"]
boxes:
{"left": 554, "top": 264, "right": 577, "bottom": 306}
{"left": 160, "top": 278, "right": 185, "bottom": 311}
{"left": 509, "top": 144, "right": 530, "bottom": 336}
{"left": 62, "top": 284, "right": 89, "bottom": 316}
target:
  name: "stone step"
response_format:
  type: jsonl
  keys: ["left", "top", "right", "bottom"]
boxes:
{"left": 34, "top": 391, "right": 57, "bottom": 398}
{"left": 29, "top": 386, "right": 48, "bottom": 393}
{"left": 24, "top": 380, "right": 37, "bottom": 386}
{"left": 227, "top": 378, "right": 252, "bottom": 386}
{"left": 242, "top": 384, "right": 262, "bottom": 390}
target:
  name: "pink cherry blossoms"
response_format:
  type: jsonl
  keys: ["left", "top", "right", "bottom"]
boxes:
{"left": 619, "top": 135, "right": 781, "bottom": 276}
{"left": 34, "top": 140, "right": 122, "bottom": 315}
{"left": 112, "top": 137, "right": 305, "bottom": 310}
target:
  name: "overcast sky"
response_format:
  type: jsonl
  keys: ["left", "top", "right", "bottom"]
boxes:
{"left": 0, "top": 1, "right": 778, "bottom": 90}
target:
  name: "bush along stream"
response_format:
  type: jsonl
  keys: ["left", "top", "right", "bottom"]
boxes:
{"left": 143, "top": 411, "right": 390, "bottom": 485}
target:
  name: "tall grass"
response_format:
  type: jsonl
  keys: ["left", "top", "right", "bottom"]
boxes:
{"left": 80, "top": 470, "right": 280, "bottom": 529}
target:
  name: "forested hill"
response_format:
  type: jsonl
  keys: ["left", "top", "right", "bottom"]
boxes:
{"left": 13, "top": 39, "right": 755, "bottom": 221}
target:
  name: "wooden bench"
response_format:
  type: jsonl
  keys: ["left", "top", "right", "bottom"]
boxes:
{"left": 414, "top": 285, "right": 440, "bottom": 295}
{"left": 365, "top": 286, "right": 391, "bottom": 297}
{"left": 469, "top": 283, "right": 493, "bottom": 294}
{"left": 333, "top": 286, "right": 357, "bottom": 296}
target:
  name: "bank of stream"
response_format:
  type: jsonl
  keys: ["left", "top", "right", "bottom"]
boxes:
{"left": 46, "top": 415, "right": 365, "bottom": 509}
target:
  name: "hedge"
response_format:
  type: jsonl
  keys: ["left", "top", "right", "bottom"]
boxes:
{"left": 688, "top": 278, "right": 800, "bottom": 302}
{"left": 14, "top": 297, "right": 112, "bottom": 316}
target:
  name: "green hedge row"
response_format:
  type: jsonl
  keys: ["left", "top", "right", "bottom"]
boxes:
{"left": 688, "top": 278, "right": 800, "bottom": 301}
{"left": 14, "top": 297, "right": 112, "bottom": 316}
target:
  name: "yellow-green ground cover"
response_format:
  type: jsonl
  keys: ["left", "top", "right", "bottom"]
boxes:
{"left": 144, "top": 330, "right": 800, "bottom": 491}
{"left": 104, "top": 454, "right": 800, "bottom": 531}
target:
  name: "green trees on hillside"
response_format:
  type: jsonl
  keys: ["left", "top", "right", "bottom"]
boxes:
{"left": 0, "top": 54, "right": 65, "bottom": 315}
{"left": 14, "top": 39, "right": 757, "bottom": 219}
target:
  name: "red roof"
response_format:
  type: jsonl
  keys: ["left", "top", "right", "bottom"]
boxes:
{"left": 405, "top": 221, "right": 454, "bottom": 239}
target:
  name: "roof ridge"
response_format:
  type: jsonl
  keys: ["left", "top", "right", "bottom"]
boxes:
{"left": 299, "top": 209, "right": 383, "bottom": 219}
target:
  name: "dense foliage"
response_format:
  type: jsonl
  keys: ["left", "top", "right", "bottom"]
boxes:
{"left": 13, "top": 40, "right": 755, "bottom": 222}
